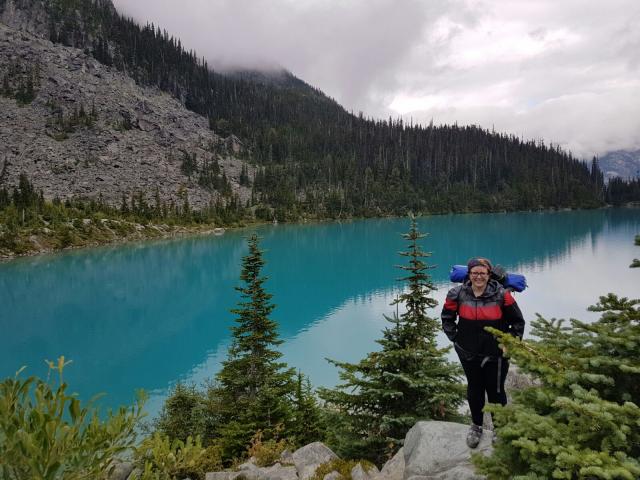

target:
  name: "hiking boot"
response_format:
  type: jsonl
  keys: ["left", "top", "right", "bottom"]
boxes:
{"left": 466, "top": 424, "right": 483, "bottom": 448}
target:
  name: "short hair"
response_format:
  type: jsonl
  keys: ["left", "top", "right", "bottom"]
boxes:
{"left": 467, "top": 257, "right": 493, "bottom": 272}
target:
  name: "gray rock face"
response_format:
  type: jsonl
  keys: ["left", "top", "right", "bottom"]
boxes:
{"left": 279, "top": 449, "right": 295, "bottom": 465}
{"left": 108, "top": 461, "right": 134, "bottom": 480}
{"left": 291, "top": 442, "right": 339, "bottom": 480}
{"left": 205, "top": 473, "right": 241, "bottom": 480}
{"left": 380, "top": 448, "right": 404, "bottom": 480}
{"left": 351, "top": 463, "right": 379, "bottom": 480}
{"left": 403, "top": 422, "right": 490, "bottom": 480}
{"left": 0, "top": 0, "right": 49, "bottom": 37}
{"left": 256, "top": 464, "right": 298, "bottom": 480}
{"left": 0, "top": 21, "right": 253, "bottom": 209}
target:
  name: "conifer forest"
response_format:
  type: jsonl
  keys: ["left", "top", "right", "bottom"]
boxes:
{"left": 6, "top": 0, "right": 636, "bottom": 221}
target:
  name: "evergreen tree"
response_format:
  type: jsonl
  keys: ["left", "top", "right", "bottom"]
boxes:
{"left": 210, "top": 234, "right": 295, "bottom": 461}
{"left": 475, "top": 293, "right": 640, "bottom": 479}
{"left": 155, "top": 383, "right": 207, "bottom": 443}
{"left": 289, "top": 371, "right": 325, "bottom": 447}
{"left": 319, "top": 217, "right": 465, "bottom": 464}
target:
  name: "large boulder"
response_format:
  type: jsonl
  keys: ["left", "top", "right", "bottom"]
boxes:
{"left": 292, "top": 442, "right": 339, "bottom": 480}
{"left": 256, "top": 463, "right": 298, "bottom": 480}
{"left": 205, "top": 473, "right": 241, "bottom": 480}
{"left": 380, "top": 448, "right": 404, "bottom": 480}
{"left": 403, "top": 421, "right": 491, "bottom": 480}
{"left": 205, "top": 463, "right": 297, "bottom": 480}
{"left": 351, "top": 463, "right": 380, "bottom": 480}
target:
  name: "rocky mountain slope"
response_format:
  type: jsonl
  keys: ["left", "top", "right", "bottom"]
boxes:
{"left": 599, "top": 149, "right": 640, "bottom": 181}
{"left": 0, "top": 0, "right": 608, "bottom": 217}
{"left": 0, "top": 20, "right": 252, "bottom": 209}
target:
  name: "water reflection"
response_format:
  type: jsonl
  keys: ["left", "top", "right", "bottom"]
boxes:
{"left": 1, "top": 208, "right": 639, "bottom": 415}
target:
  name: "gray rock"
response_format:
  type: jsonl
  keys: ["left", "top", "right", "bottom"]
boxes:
{"left": 279, "top": 449, "right": 295, "bottom": 465}
{"left": 380, "top": 448, "right": 404, "bottom": 480}
{"left": 292, "top": 442, "right": 339, "bottom": 480}
{"left": 205, "top": 473, "right": 241, "bottom": 480}
{"left": 109, "top": 461, "right": 134, "bottom": 480}
{"left": 125, "top": 468, "right": 141, "bottom": 480}
{"left": 229, "top": 463, "right": 298, "bottom": 480}
{"left": 259, "top": 464, "right": 298, "bottom": 480}
{"left": 403, "top": 421, "right": 491, "bottom": 480}
{"left": 237, "top": 457, "right": 258, "bottom": 471}
{"left": 323, "top": 472, "right": 342, "bottom": 480}
{"left": 351, "top": 463, "right": 379, "bottom": 480}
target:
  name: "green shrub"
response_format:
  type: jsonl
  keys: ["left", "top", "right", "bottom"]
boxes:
{"left": 133, "top": 433, "right": 222, "bottom": 480}
{"left": 0, "top": 357, "right": 146, "bottom": 480}
{"left": 246, "top": 428, "right": 291, "bottom": 467}
{"left": 309, "top": 459, "right": 376, "bottom": 480}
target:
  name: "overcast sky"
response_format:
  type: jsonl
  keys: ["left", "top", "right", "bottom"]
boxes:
{"left": 112, "top": 0, "right": 640, "bottom": 159}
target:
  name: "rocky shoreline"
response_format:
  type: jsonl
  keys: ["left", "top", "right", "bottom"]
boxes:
{"left": 110, "top": 422, "right": 492, "bottom": 480}
{"left": 0, "top": 219, "right": 235, "bottom": 261}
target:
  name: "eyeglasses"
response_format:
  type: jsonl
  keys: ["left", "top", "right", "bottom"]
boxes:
{"left": 469, "top": 272, "right": 489, "bottom": 277}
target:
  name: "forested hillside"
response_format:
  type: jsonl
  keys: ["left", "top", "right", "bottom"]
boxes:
{"left": 0, "top": 0, "right": 623, "bottom": 219}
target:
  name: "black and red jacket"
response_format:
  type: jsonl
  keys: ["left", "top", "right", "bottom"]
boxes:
{"left": 441, "top": 279, "right": 525, "bottom": 360}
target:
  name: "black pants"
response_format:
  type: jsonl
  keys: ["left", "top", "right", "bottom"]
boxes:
{"left": 460, "top": 356, "right": 509, "bottom": 426}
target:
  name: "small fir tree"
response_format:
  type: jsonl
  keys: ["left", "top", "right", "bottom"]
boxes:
{"left": 155, "top": 383, "right": 207, "bottom": 443}
{"left": 289, "top": 371, "right": 325, "bottom": 447}
{"left": 210, "top": 234, "right": 295, "bottom": 461}
{"left": 319, "top": 217, "right": 465, "bottom": 464}
{"left": 474, "top": 293, "right": 640, "bottom": 479}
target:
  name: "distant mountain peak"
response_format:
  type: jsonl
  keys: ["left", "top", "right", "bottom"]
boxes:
{"left": 598, "top": 149, "right": 640, "bottom": 180}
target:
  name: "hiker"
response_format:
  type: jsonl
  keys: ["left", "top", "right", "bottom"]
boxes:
{"left": 441, "top": 257, "right": 525, "bottom": 448}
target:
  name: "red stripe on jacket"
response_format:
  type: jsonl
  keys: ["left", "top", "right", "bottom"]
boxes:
{"left": 504, "top": 291, "right": 515, "bottom": 306}
{"left": 459, "top": 303, "right": 502, "bottom": 320}
{"left": 444, "top": 298, "right": 458, "bottom": 310}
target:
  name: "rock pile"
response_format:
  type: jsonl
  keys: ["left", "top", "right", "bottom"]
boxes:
{"left": 111, "top": 421, "right": 493, "bottom": 480}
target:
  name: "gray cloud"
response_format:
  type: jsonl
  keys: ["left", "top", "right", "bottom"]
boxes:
{"left": 112, "top": 0, "right": 640, "bottom": 159}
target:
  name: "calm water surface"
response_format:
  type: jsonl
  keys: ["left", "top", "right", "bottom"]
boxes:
{"left": 1, "top": 208, "right": 639, "bottom": 416}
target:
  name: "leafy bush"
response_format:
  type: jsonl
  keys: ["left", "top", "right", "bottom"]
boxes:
{"left": 133, "top": 433, "right": 222, "bottom": 480}
{"left": 0, "top": 357, "right": 145, "bottom": 480}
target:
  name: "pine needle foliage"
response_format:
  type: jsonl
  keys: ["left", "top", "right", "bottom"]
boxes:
{"left": 289, "top": 371, "right": 325, "bottom": 447}
{"left": 474, "top": 294, "right": 640, "bottom": 479}
{"left": 319, "top": 217, "right": 465, "bottom": 465}
{"left": 210, "top": 234, "right": 296, "bottom": 462}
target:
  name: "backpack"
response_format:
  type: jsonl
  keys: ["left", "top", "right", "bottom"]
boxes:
{"left": 449, "top": 264, "right": 527, "bottom": 292}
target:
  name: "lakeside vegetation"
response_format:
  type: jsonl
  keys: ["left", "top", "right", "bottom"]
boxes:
{"left": 1, "top": 172, "right": 637, "bottom": 259}
{"left": 1, "top": 220, "right": 638, "bottom": 479}
{"left": 0, "top": 174, "right": 250, "bottom": 258}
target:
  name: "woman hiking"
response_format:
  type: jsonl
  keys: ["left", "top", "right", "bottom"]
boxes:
{"left": 441, "top": 257, "right": 525, "bottom": 448}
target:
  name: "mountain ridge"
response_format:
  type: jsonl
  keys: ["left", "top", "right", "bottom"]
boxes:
{"left": 0, "top": 0, "right": 609, "bottom": 218}
{"left": 599, "top": 149, "right": 640, "bottom": 181}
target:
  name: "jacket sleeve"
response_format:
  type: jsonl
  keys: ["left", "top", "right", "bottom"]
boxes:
{"left": 441, "top": 287, "right": 460, "bottom": 342}
{"left": 502, "top": 290, "right": 525, "bottom": 339}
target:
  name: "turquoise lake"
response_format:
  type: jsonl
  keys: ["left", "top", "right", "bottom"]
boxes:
{"left": 1, "top": 208, "right": 639, "bottom": 417}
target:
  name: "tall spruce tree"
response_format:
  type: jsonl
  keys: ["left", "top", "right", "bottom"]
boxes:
{"left": 319, "top": 217, "right": 465, "bottom": 465}
{"left": 210, "top": 234, "right": 295, "bottom": 461}
{"left": 475, "top": 293, "right": 640, "bottom": 479}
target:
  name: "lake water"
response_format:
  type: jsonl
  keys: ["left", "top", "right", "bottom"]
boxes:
{"left": 1, "top": 208, "right": 639, "bottom": 417}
